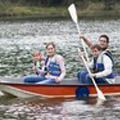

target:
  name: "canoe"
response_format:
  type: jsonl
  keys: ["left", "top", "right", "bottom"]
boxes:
{"left": 0, "top": 76, "right": 120, "bottom": 98}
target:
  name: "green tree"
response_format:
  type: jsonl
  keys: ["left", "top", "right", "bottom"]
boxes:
{"left": 103, "top": 0, "right": 116, "bottom": 10}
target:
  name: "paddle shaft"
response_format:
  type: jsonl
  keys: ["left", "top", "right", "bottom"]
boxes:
{"left": 76, "top": 23, "right": 89, "bottom": 62}
{"left": 78, "top": 48, "right": 106, "bottom": 100}
{"left": 68, "top": 4, "right": 89, "bottom": 62}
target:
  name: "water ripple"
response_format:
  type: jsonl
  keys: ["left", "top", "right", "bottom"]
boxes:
{"left": 0, "top": 20, "right": 120, "bottom": 77}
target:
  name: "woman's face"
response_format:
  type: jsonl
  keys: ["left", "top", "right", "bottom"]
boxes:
{"left": 46, "top": 44, "right": 55, "bottom": 57}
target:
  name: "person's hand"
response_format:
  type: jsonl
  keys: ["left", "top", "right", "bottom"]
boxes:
{"left": 79, "top": 33, "right": 85, "bottom": 39}
{"left": 79, "top": 50, "right": 84, "bottom": 57}
{"left": 78, "top": 48, "right": 84, "bottom": 58}
{"left": 91, "top": 73, "right": 96, "bottom": 77}
{"left": 45, "top": 73, "right": 61, "bottom": 83}
{"left": 55, "top": 77, "right": 61, "bottom": 83}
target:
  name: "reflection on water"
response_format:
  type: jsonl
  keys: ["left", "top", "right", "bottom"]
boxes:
{"left": 0, "top": 19, "right": 120, "bottom": 119}
{"left": 0, "top": 97, "right": 120, "bottom": 120}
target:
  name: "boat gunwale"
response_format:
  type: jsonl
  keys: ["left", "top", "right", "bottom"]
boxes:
{"left": 1, "top": 82, "right": 120, "bottom": 86}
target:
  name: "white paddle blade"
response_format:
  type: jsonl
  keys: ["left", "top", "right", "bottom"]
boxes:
{"left": 68, "top": 4, "right": 78, "bottom": 24}
{"left": 97, "top": 89, "right": 106, "bottom": 101}
{"left": 0, "top": 91, "right": 4, "bottom": 96}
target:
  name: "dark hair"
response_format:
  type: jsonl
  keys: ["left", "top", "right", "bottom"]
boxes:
{"left": 91, "top": 44, "right": 102, "bottom": 51}
{"left": 45, "top": 42, "right": 56, "bottom": 49}
{"left": 99, "top": 34, "right": 109, "bottom": 43}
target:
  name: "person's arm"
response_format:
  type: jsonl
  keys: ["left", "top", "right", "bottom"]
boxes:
{"left": 38, "top": 60, "right": 48, "bottom": 76}
{"left": 94, "top": 55, "right": 113, "bottom": 78}
{"left": 32, "top": 64, "right": 37, "bottom": 74}
{"left": 56, "top": 56, "right": 66, "bottom": 82}
{"left": 80, "top": 34, "right": 93, "bottom": 48}
{"left": 33, "top": 60, "right": 46, "bottom": 75}
{"left": 88, "top": 59, "right": 94, "bottom": 69}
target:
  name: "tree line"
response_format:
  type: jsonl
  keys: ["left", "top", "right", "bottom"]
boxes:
{"left": 0, "top": 0, "right": 119, "bottom": 10}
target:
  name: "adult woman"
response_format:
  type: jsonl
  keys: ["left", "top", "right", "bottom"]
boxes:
{"left": 24, "top": 42, "right": 66, "bottom": 84}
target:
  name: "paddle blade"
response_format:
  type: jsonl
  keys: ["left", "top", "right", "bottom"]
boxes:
{"left": 97, "top": 89, "right": 106, "bottom": 101}
{"left": 68, "top": 4, "right": 78, "bottom": 24}
{"left": 0, "top": 91, "right": 4, "bottom": 96}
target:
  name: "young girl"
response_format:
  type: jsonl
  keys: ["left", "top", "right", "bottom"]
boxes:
{"left": 32, "top": 50, "right": 46, "bottom": 76}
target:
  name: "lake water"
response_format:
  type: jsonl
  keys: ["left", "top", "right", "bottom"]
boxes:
{"left": 0, "top": 19, "right": 120, "bottom": 119}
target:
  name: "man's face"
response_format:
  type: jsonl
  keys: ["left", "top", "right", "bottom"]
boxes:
{"left": 92, "top": 48, "right": 101, "bottom": 57}
{"left": 46, "top": 45, "right": 55, "bottom": 57}
{"left": 99, "top": 37, "right": 108, "bottom": 50}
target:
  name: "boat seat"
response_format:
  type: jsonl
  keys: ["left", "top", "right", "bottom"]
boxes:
{"left": 60, "top": 78, "right": 82, "bottom": 85}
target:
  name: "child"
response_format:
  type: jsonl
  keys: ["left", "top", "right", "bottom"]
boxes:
{"left": 32, "top": 50, "right": 45, "bottom": 75}
{"left": 77, "top": 44, "right": 115, "bottom": 84}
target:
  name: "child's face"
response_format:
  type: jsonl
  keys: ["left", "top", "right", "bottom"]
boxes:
{"left": 33, "top": 51, "right": 42, "bottom": 61}
{"left": 92, "top": 48, "right": 101, "bottom": 57}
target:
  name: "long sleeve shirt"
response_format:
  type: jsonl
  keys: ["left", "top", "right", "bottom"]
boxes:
{"left": 88, "top": 52, "right": 113, "bottom": 78}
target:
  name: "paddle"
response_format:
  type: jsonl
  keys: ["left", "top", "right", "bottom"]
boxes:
{"left": 68, "top": 3, "right": 106, "bottom": 101}
{"left": 77, "top": 48, "right": 106, "bottom": 100}
{"left": 0, "top": 91, "right": 4, "bottom": 96}
{"left": 68, "top": 3, "right": 89, "bottom": 62}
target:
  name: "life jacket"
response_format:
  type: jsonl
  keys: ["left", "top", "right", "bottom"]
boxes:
{"left": 92, "top": 50, "right": 114, "bottom": 79}
{"left": 45, "top": 56, "right": 61, "bottom": 76}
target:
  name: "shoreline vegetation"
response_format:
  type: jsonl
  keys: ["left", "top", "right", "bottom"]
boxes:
{"left": 0, "top": 1, "right": 120, "bottom": 21}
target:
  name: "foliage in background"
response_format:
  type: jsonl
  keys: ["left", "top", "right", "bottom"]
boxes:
{"left": 0, "top": 0, "right": 119, "bottom": 19}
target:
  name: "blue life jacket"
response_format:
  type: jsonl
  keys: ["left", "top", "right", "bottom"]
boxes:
{"left": 45, "top": 57, "right": 61, "bottom": 76}
{"left": 93, "top": 50, "right": 114, "bottom": 79}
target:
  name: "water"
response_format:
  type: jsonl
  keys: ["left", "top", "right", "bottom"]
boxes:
{"left": 0, "top": 19, "right": 120, "bottom": 119}
{"left": 0, "top": 96, "right": 120, "bottom": 120}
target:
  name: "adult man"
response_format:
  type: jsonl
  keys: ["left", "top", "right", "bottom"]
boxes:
{"left": 80, "top": 34, "right": 114, "bottom": 68}
{"left": 80, "top": 34, "right": 109, "bottom": 51}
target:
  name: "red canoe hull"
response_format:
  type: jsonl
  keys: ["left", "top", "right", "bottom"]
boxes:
{"left": 1, "top": 83, "right": 119, "bottom": 98}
